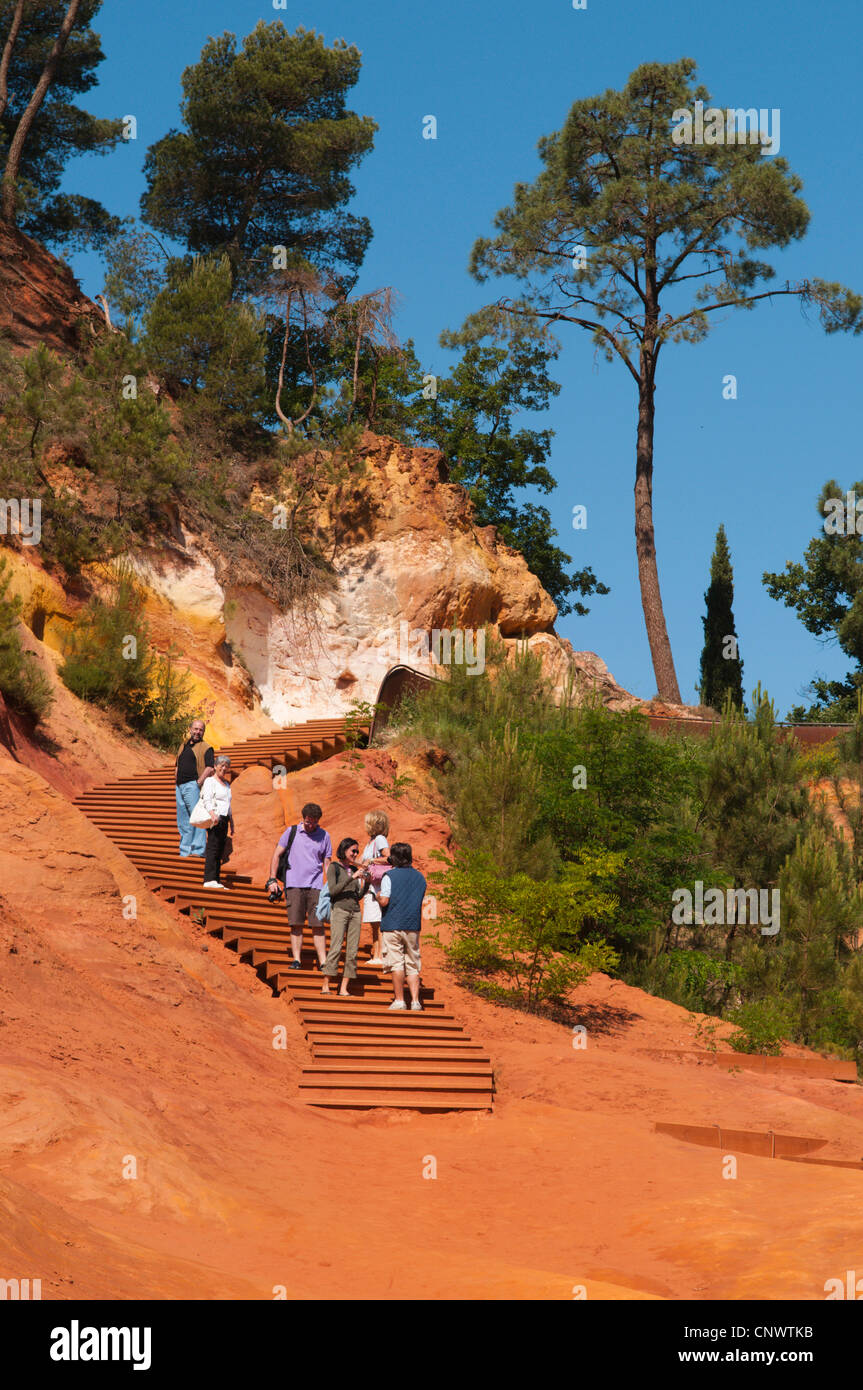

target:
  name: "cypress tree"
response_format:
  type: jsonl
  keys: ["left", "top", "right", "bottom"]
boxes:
{"left": 699, "top": 525, "right": 744, "bottom": 710}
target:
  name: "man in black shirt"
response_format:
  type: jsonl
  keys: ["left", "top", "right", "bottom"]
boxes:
{"left": 175, "top": 718, "right": 214, "bottom": 856}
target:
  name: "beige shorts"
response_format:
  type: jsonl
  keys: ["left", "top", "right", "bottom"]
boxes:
{"left": 381, "top": 930, "right": 421, "bottom": 977}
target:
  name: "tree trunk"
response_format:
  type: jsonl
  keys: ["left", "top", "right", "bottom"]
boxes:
{"left": 0, "top": 0, "right": 26, "bottom": 124}
{"left": 634, "top": 361, "right": 682, "bottom": 704}
{"left": 1, "top": 0, "right": 82, "bottom": 225}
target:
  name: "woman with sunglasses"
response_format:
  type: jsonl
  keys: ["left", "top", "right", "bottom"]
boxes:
{"left": 321, "top": 838, "right": 370, "bottom": 996}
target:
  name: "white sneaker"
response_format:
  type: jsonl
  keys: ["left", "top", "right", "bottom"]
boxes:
{"left": 387, "top": 999, "right": 407, "bottom": 1011}
{"left": 203, "top": 881, "right": 227, "bottom": 889}
{"left": 410, "top": 1001, "right": 423, "bottom": 1012}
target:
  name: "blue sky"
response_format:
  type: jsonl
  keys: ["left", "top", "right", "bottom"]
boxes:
{"left": 58, "top": 0, "right": 862, "bottom": 714}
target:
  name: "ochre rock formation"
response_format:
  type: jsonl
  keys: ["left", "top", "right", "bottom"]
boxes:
{"left": 0, "top": 222, "right": 104, "bottom": 353}
{"left": 122, "top": 432, "right": 637, "bottom": 726}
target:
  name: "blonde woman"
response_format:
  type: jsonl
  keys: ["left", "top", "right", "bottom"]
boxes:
{"left": 361, "top": 810, "right": 390, "bottom": 967}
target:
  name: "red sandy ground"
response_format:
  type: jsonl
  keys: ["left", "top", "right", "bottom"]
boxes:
{"left": 2, "top": 745, "right": 862, "bottom": 1301}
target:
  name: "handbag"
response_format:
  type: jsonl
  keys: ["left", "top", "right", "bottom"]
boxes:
{"left": 190, "top": 797, "right": 217, "bottom": 829}
{"left": 366, "top": 862, "right": 388, "bottom": 886}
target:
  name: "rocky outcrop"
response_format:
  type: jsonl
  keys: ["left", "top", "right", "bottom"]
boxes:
{"left": 103, "top": 432, "right": 639, "bottom": 727}
{"left": 0, "top": 225, "right": 639, "bottom": 734}
{"left": 220, "top": 431, "right": 636, "bottom": 723}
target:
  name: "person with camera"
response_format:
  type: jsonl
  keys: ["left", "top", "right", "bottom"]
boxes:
{"left": 320, "top": 839, "right": 370, "bottom": 997}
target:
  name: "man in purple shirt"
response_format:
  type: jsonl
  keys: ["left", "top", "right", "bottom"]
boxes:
{"left": 268, "top": 802, "right": 332, "bottom": 970}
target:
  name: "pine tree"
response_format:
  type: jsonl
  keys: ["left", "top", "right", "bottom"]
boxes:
{"left": 0, "top": 0, "right": 124, "bottom": 246}
{"left": 699, "top": 525, "right": 743, "bottom": 710}
{"left": 460, "top": 58, "right": 861, "bottom": 702}
{"left": 698, "top": 687, "right": 810, "bottom": 959}
{"left": 140, "top": 22, "right": 375, "bottom": 293}
{"left": 142, "top": 254, "right": 267, "bottom": 419}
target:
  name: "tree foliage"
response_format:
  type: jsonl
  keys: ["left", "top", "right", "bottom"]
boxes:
{"left": 140, "top": 21, "right": 376, "bottom": 293}
{"left": 424, "top": 335, "right": 608, "bottom": 615}
{"left": 143, "top": 253, "right": 268, "bottom": 420}
{"left": 763, "top": 480, "right": 863, "bottom": 720}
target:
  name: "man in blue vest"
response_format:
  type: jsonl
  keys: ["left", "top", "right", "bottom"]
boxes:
{"left": 377, "top": 842, "right": 427, "bottom": 1012}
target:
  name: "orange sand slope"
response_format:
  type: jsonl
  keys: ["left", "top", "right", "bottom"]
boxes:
{"left": 3, "top": 747, "right": 862, "bottom": 1301}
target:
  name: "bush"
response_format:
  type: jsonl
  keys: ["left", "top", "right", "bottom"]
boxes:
{"left": 628, "top": 949, "right": 740, "bottom": 1015}
{"left": 60, "top": 567, "right": 151, "bottom": 710}
{"left": 0, "top": 555, "right": 53, "bottom": 722}
{"left": 60, "top": 565, "right": 193, "bottom": 749}
{"left": 429, "top": 846, "right": 620, "bottom": 1013}
{"left": 396, "top": 642, "right": 712, "bottom": 946}
{"left": 726, "top": 1000, "right": 792, "bottom": 1056}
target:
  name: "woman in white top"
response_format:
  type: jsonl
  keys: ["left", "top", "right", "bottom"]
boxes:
{"left": 201, "top": 756, "right": 234, "bottom": 889}
{"left": 360, "top": 810, "right": 390, "bottom": 966}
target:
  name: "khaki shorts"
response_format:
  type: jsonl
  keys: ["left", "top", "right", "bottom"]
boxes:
{"left": 285, "top": 886, "right": 320, "bottom": 926}
{"left": 381, "top": 930, "right": 421, "bottom": 977}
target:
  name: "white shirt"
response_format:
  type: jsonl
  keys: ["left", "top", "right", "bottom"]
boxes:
{"left": 362, "top": 834, "right": 389, "bottom": 864}
{"left": 201, "top": 774, "right": 232, "bottom": 818}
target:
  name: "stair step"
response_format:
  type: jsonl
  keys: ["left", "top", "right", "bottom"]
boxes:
{"left": 302, "top": 1061, "right": 493, "bottom": 1076}
{"left": 301, "top": 1089, "right": 493, "bottom": 1110}
{"left": 299, "top": 1072, "right": 492, "bottom": 1092}
{"left": 312, "top": 1046, "right": 489, "bottom": 1061}
{"left": 296, "top": 1003, "right": 448, "bottom": 1018}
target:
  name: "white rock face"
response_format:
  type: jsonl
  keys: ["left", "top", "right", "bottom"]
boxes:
{"left": 128, "top": 546, "right": 225, "bottom": 630}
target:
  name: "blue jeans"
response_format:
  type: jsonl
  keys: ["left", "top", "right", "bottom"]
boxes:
{"left": 176, "top": 780, "right": 205, "bottom": 856}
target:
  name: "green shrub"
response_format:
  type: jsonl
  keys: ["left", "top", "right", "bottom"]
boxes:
{"left": 0, "top": 555, "right": 53, "bottom": 722}
{"left": 60, "top": 565, "right": 193, "bottom": 749}
{"left": 140, "top": 649, "right": 197, "bottom": 751}
{"left": 60, "top": 567, "right": 151, "bottom": 711}
{"left": 429, "top": 846, "right": 621, "bottom": 1014}
{"left": 628, "top": 949, "right": 741, "bottom": 1015}
{"left": 726, "top": 1000, "right": 792, "bottom": 1056}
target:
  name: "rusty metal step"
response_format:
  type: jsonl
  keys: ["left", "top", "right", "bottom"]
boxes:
{"left": 300, "top": 1088, "right": 492, "bottom": 1110}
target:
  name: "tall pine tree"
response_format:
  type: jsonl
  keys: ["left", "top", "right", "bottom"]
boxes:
{"left": 699, "top": 524, "right": 743, "bottom": 710}
{"left": 0, "top": 0, "right": 123, "bottom": 246}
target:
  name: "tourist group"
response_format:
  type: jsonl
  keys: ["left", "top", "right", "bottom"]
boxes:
{"left": 174, "top": 719, "right": 427, "bottom": 1011}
